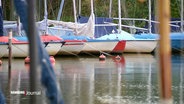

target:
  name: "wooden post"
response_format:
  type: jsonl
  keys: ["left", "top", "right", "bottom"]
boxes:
{"left": 8, "top": 30, "right": 12, "bottom": 78}
{"left": 8, "top": 31, "right": 12, "bottom": 104}
{"left": 158, "top": 0, "right": 172, "bottom": 103}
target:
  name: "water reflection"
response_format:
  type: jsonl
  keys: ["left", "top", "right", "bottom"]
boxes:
{"left": 0, "top": 54, "right": 183, "bottom": 104}
{"left": 0, "top": 59, "right": 44, "bottom": 104}
{"left": 57, "top": 54, "right": 157, "bottom": 104}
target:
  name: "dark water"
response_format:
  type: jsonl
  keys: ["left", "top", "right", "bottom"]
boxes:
{"left": 0, "top": 54, "right": 183, "bottom": 104}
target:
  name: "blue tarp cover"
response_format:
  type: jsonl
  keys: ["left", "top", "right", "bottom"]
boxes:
{"left": 0, "top": 6, "right": 3, "bottom": 36}
{"left": 78, "top": 16, "right": 118, "bottom": 38}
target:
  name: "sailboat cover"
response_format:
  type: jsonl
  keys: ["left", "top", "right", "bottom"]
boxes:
{"left": 39, "top": 12, "right": 95, "bottom": 38}
{"left": 78, "top": 16, "right": 118, "bottom": 38}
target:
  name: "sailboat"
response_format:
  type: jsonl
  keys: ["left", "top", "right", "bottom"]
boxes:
{"left": 37, "top": 0, "right": 86, "bottom": 56}
{"left": 0, "top": 30, "right": 65, "bottom": 57}
{"left": 77, "top": 15, "right": 157, "bottom": 53}
{"left": 0, "top": 0, "right": 30, "bottom": 57}
{"left": 0, "top": 0, "right": 65, "bottom": 57}
{"left": 44, "top": 0, "right": 157, "bottom": 54}
{"left": 133, "top": 0, "right": 184, "bottom": 52}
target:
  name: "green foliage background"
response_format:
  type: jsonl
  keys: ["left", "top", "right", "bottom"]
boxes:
{"left": 2, "top": 0, "right": 182, "bottom": 24}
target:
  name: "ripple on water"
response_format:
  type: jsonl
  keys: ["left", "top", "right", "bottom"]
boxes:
{"left": 96, "top": 95, "right": 159, "bottom": 104}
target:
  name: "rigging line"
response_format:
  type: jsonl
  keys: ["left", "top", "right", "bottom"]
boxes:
{"left": 175, "top": 0, "right": 181, "bottom": 15}
{"left": 12, "top": 44, "right": 29, "bottom": 54}
{"left": 48, "top": 0, "right": 56, "bottom": 20}
{"left": 100, "top": 1, "right": 109, "bottom": 36}
{"left": 59, "top": 48, "right": 79, "bottom": 56}
{"left": 0, "top": 44, "right": 8, "bottom": 58}
{"left": 80, "top": 51, "right": 99, "bottom": 58}
{"left": 65, "top": 39, "right": 113, "bottom": 57}
{"left": 133, "top": 0, "right": 136, "bottom": 18}
{"left": 121, "top": 0, "right": 129, "bottom": 25}
{"left": 172, "top": 47, "right": 184, "bottom": 53}
{"left": 66, "top": 0, "right": 73, "bottom": 22}
{"left": 81, "top": 41, "right": 113, "bottom": 56}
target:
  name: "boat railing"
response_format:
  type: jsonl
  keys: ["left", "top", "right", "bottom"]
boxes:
{"left": 112, "top": 17, "right": 182, "bottom": 33}
{"left": 48, "top": 26, "right": 74, "bottom": 31}
{"left": 113, "top": 17, "right": 181, "bottom": 28}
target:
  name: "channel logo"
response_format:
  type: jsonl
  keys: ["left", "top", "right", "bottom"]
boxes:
{"left": 10, "top": 90, "right": 41, "bottom": 96}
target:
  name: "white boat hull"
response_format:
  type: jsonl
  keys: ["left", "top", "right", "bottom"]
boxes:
{"left": 0, "top": 42, "right": 63, "bottom": 58}
{"left": 12, "top": 43, "right": 29, "bottom": 57}
{"left": 81, "top": 40, "right": 157, "bottom": 54}
{"left": 0, "top": 44, "right": 9, "bottom": 57}
{"left": 81, "top": 40, "right": 118, "bottom": 53}
{"left": 45, "top": 42, "right": 63, "bottom": 56}
{"left": 58, "top": 40, "right": 85, "bottom": 55}
{"left": 123, "top": 40, "right": 157, "bottom": 53}
{"left": 0, "top": 43, "right": 29, "bottom": 57}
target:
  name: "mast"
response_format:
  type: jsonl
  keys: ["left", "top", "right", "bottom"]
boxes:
{"left": 148, "top": 0, "right": 152, "bottom": 33}
{"left": 118, "top": 0, "right": 122, "bottom": 33}
{"left": 73, "top": 0, "right": 77, "bottom": 23}
{"left": 91, "top": 0, "right": 94, "bottom": 13}
{"left": 181, "top": 0, "right": 184, "bottom": 32}
{"left": 72, "top": 0, "right": 78, "bottom": 36}
{"left": 57, "top": 0, "right": 65, "bottom": 21}
{"left": 109, "top": 0, "right": 112, "bottom": 18}
{"left": 44, "top": 0, "right": 48, "bottom": 34}
{"left": 91, "top": 0, "right": 95, "bottom": 37}
{"left": 79, "top": 0, "right": 81, "bottom": 16}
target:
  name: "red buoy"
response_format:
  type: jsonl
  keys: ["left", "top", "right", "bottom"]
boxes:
{"left": 0, "top": 60, "right": 2, "bottom": 65}
{"left": 99, "top": 54, "right": 106, "bottom": 61}
{"left": 49, "top": 56, "right": 55, "bottom": 64}
{"left": 115, "top": 55, "right": 121, "bottom": 60}
{"left": 25, "top": 56, "right": 55, "bottom": 64}
{"left": 24, "top": 56, "right": 30, "bottom": 64}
